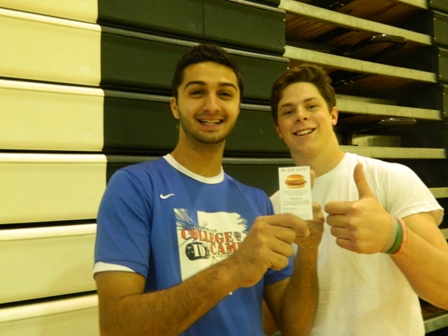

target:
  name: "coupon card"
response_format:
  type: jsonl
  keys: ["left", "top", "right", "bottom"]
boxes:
{"left": 278, "top": 166, "right": 313, "bottom": 220}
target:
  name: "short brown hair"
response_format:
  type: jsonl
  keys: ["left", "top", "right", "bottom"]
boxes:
{"left": 171, "top": 44, "right": 244, "bottom": 99}
{"left": 270, "top": 64, "right": 336, "bottom": 124}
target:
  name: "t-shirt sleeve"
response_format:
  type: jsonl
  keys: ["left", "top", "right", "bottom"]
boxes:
{"left": 94, "top": 169, "right": 153, "bottom": 277}
{"left": 380, "top": 163, "right": 444, "bottom": 225}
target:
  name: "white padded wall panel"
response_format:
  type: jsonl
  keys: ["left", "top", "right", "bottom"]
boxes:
{"left": 0, "top": 154, "right": 107, "bottom": 224}
{"left": 0, "top": 295, "right": 99, "bottom": 336}
{"left": 0, "top": 8, "right": 101, "bottom": 86}
{"left": 0, "top": 5, "right": 103, "bottom": 334}
{"left": 0, "top": 0, "right": 99, "bottom": 23}
{"left": 0, "top": 79, "right": 104, "bottom": 151}
{"left": 0, "top": 224, "right": 97, "bottom": 304}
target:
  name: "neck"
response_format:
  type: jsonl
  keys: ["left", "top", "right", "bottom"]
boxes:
{"left": 171, "top": 140, "right": 225, "bottom": 177}
{"left": 291, "top": 140, "right": 345, "bottom": 177}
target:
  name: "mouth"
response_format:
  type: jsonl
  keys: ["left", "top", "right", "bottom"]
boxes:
{"left": 293, "top": 128, "right": 314, "bottom": 136}
{"left": 198, "top": 119, "right": 224, "bottom": 126}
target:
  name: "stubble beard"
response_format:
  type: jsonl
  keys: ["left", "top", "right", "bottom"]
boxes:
{"left": 178, "top": 114, "right": 237, "bottom": 145}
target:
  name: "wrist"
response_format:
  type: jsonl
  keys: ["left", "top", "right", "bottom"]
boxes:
{"left": 384, "top": 217, "right": 408, "bottom": 255}
{"left": 217, "top": 256, "right": 242, "bottom": 292}
{"left": 381, "top": 215, "right": 399, "bottom": 253}
{"left": 295, "top": 245, "right": 319, "bottom": 268}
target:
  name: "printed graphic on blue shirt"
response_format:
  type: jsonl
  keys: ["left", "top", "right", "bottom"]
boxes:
{"left": 176, "top": 209, "right": 248, "bottom": 281}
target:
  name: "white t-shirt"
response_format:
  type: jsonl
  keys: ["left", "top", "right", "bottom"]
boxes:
{"left": 271, "top": 152, "right": 443, "bottom": 336}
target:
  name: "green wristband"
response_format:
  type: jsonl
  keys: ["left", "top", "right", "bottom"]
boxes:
{"left": 381, "top": 216, "right": 398, "bottom": 253}
{"left": 386, "top": 217, "right": 403, "bottom": 254}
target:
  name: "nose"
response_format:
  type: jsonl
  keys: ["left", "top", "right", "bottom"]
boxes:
{"left": 294, "top": 107, "right": 308, "bottom": 121}
{"left": 203, "top": 93, "right": 221, "bottom": 112}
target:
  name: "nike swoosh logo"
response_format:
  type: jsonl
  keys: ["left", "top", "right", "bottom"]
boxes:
{"left": 160, "top": 193, "right": 175, "bottom": 199}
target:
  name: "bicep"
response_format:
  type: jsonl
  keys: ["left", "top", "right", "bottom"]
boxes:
{"left": 95, "top": 271, "right": 146, "bottom": 320}
{"left": 95, "top": 271, "right": 146, "bottom": 300}
{"left": 94, "top": 271, "right": 148, "bottom": 334}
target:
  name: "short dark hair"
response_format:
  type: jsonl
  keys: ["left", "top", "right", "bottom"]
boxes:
{"left": 270, "top": 64, "right": 336, "bottom": 125}
{"left": 171, "top": 43, "right": 244, "bottom": 99}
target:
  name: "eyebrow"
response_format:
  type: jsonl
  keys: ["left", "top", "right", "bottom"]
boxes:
{"left": 183, "top": 81, "right": 238, "bottom": 92}
{"left": 278, "top": 102, "right": 294, "bottom": 110}
{"left": 279, "top": 97, "right": 320, "bottom": 109}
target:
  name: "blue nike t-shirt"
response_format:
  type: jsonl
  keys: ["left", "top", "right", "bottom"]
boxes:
{"left": 94, "top": 154, "right": 293, "bottom": 335}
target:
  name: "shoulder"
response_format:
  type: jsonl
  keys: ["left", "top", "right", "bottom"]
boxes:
{"left": 122, "top": 157, "right": 167, "bottom": 174}
{"left": 347, "top": 152, "right": 389, "bottom": 168}
{"left": 348, "top": 154, "right": 425, "bottom": 195}
{"left": 347, "top": 154, "right": 442, "bottom": 219}
{"left": 111, "top": 157, "right": 168, "bottom": 181}
{"left": 105, "top": 158, "right": 171, "bottom": 197}
{"left": 347, "top": 153, "right": 414, "bottom": 177}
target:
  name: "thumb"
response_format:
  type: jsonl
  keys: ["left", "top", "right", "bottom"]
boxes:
{"left": 310, "top": 170, "right": 316, "bottom": 189}
{"left": 354, "top": 163, "right": 375, "bottom": 199}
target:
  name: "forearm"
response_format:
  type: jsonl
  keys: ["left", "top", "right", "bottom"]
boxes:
{"left": 391, "top": 228, "right": 448, "bottom": 309}
{"left": 279, "top": 249, "right": 319, "bottom": 336}
{"left": 98, "top": 260, "right": 237, "bottom": 336}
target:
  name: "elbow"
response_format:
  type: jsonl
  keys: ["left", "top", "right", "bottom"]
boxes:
{"left": 420, "top": 295, "right": 448, "bottom": 311}
{"left": 99, "top": 319, "right": 121, "bottom": 336}
{"left": 431, "top": 299, "right": 448, "bottom": 311}
{"left": 278, "top": 320, "right": 314, "bottom": 336}
{"left": 281, "top": 327, "right": 313, "bottom": 336}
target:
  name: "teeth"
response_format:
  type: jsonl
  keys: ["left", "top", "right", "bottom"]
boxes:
{"left": 295, "top": 129, "right": 313, "bottom": 136}
{"left": 201, "top": 120, "right": 222, "bottom": 125}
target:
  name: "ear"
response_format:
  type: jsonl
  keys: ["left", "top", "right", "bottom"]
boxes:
{"left": 330, "top": 106, "right": 338, "bottom": 126}
{"left": 170, "top": 97, "right": 180, "bottom": 119}
{"left": 274, "top": 124, "right": 284, "bottom": 140}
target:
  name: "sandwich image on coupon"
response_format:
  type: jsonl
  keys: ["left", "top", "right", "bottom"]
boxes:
{"left": 285, "top": 174, "right": 306, "bottom": 189}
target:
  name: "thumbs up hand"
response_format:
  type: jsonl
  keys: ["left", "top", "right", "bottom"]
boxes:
{"left": 324, "top": 163, "right": 392, "bottom": 254}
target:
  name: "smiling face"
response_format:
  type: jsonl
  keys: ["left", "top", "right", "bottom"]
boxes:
{"left": 170, "top": 61, "right": 240, "bottom": 147}
{"left": 275, "top": 82, "right": 339, "bottom": 158}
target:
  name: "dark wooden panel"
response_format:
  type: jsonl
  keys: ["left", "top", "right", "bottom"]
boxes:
{"left": 98, "top": 0, "right": 204, "bottom": 39}
{"left": 98, "top": 0, "right": 285, "bottom": 54}
{"left": 429, "top": 0, "right": 448, "bottom": 13}
{"left": 225, "top": 106, "right": 288, "bottom": 155}
{"left": 205, "top": 0, "right": 285, "bottom": 54}
{"left": 399, "top": 84, "right": 448, "bottom": 119}
{"left": 231, "top": 53, "right": 289, "bottom": 103}
{"left": 433, "top": 11, "right": 448, "bottom": 47}
{"left": 399, "top": 46, "right": 448, "bottom": 83}
{"left": 100, "top": 30, "right": 188, "bottom": 93}
{"left": 103, "top": 93, "right": 177, "bottom": 154}
{"left": 403, "top": 10, "right": 448, "bottom": 48}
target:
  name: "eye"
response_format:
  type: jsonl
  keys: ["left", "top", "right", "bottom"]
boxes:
{"left": 190, "top": 89, "right": 204, "bottom": 97}
{"left": 307, "top": 104, "right": 319, "bottom": 111}
{"left": 219, "top": 91, "right": 234, "bottom": 99}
